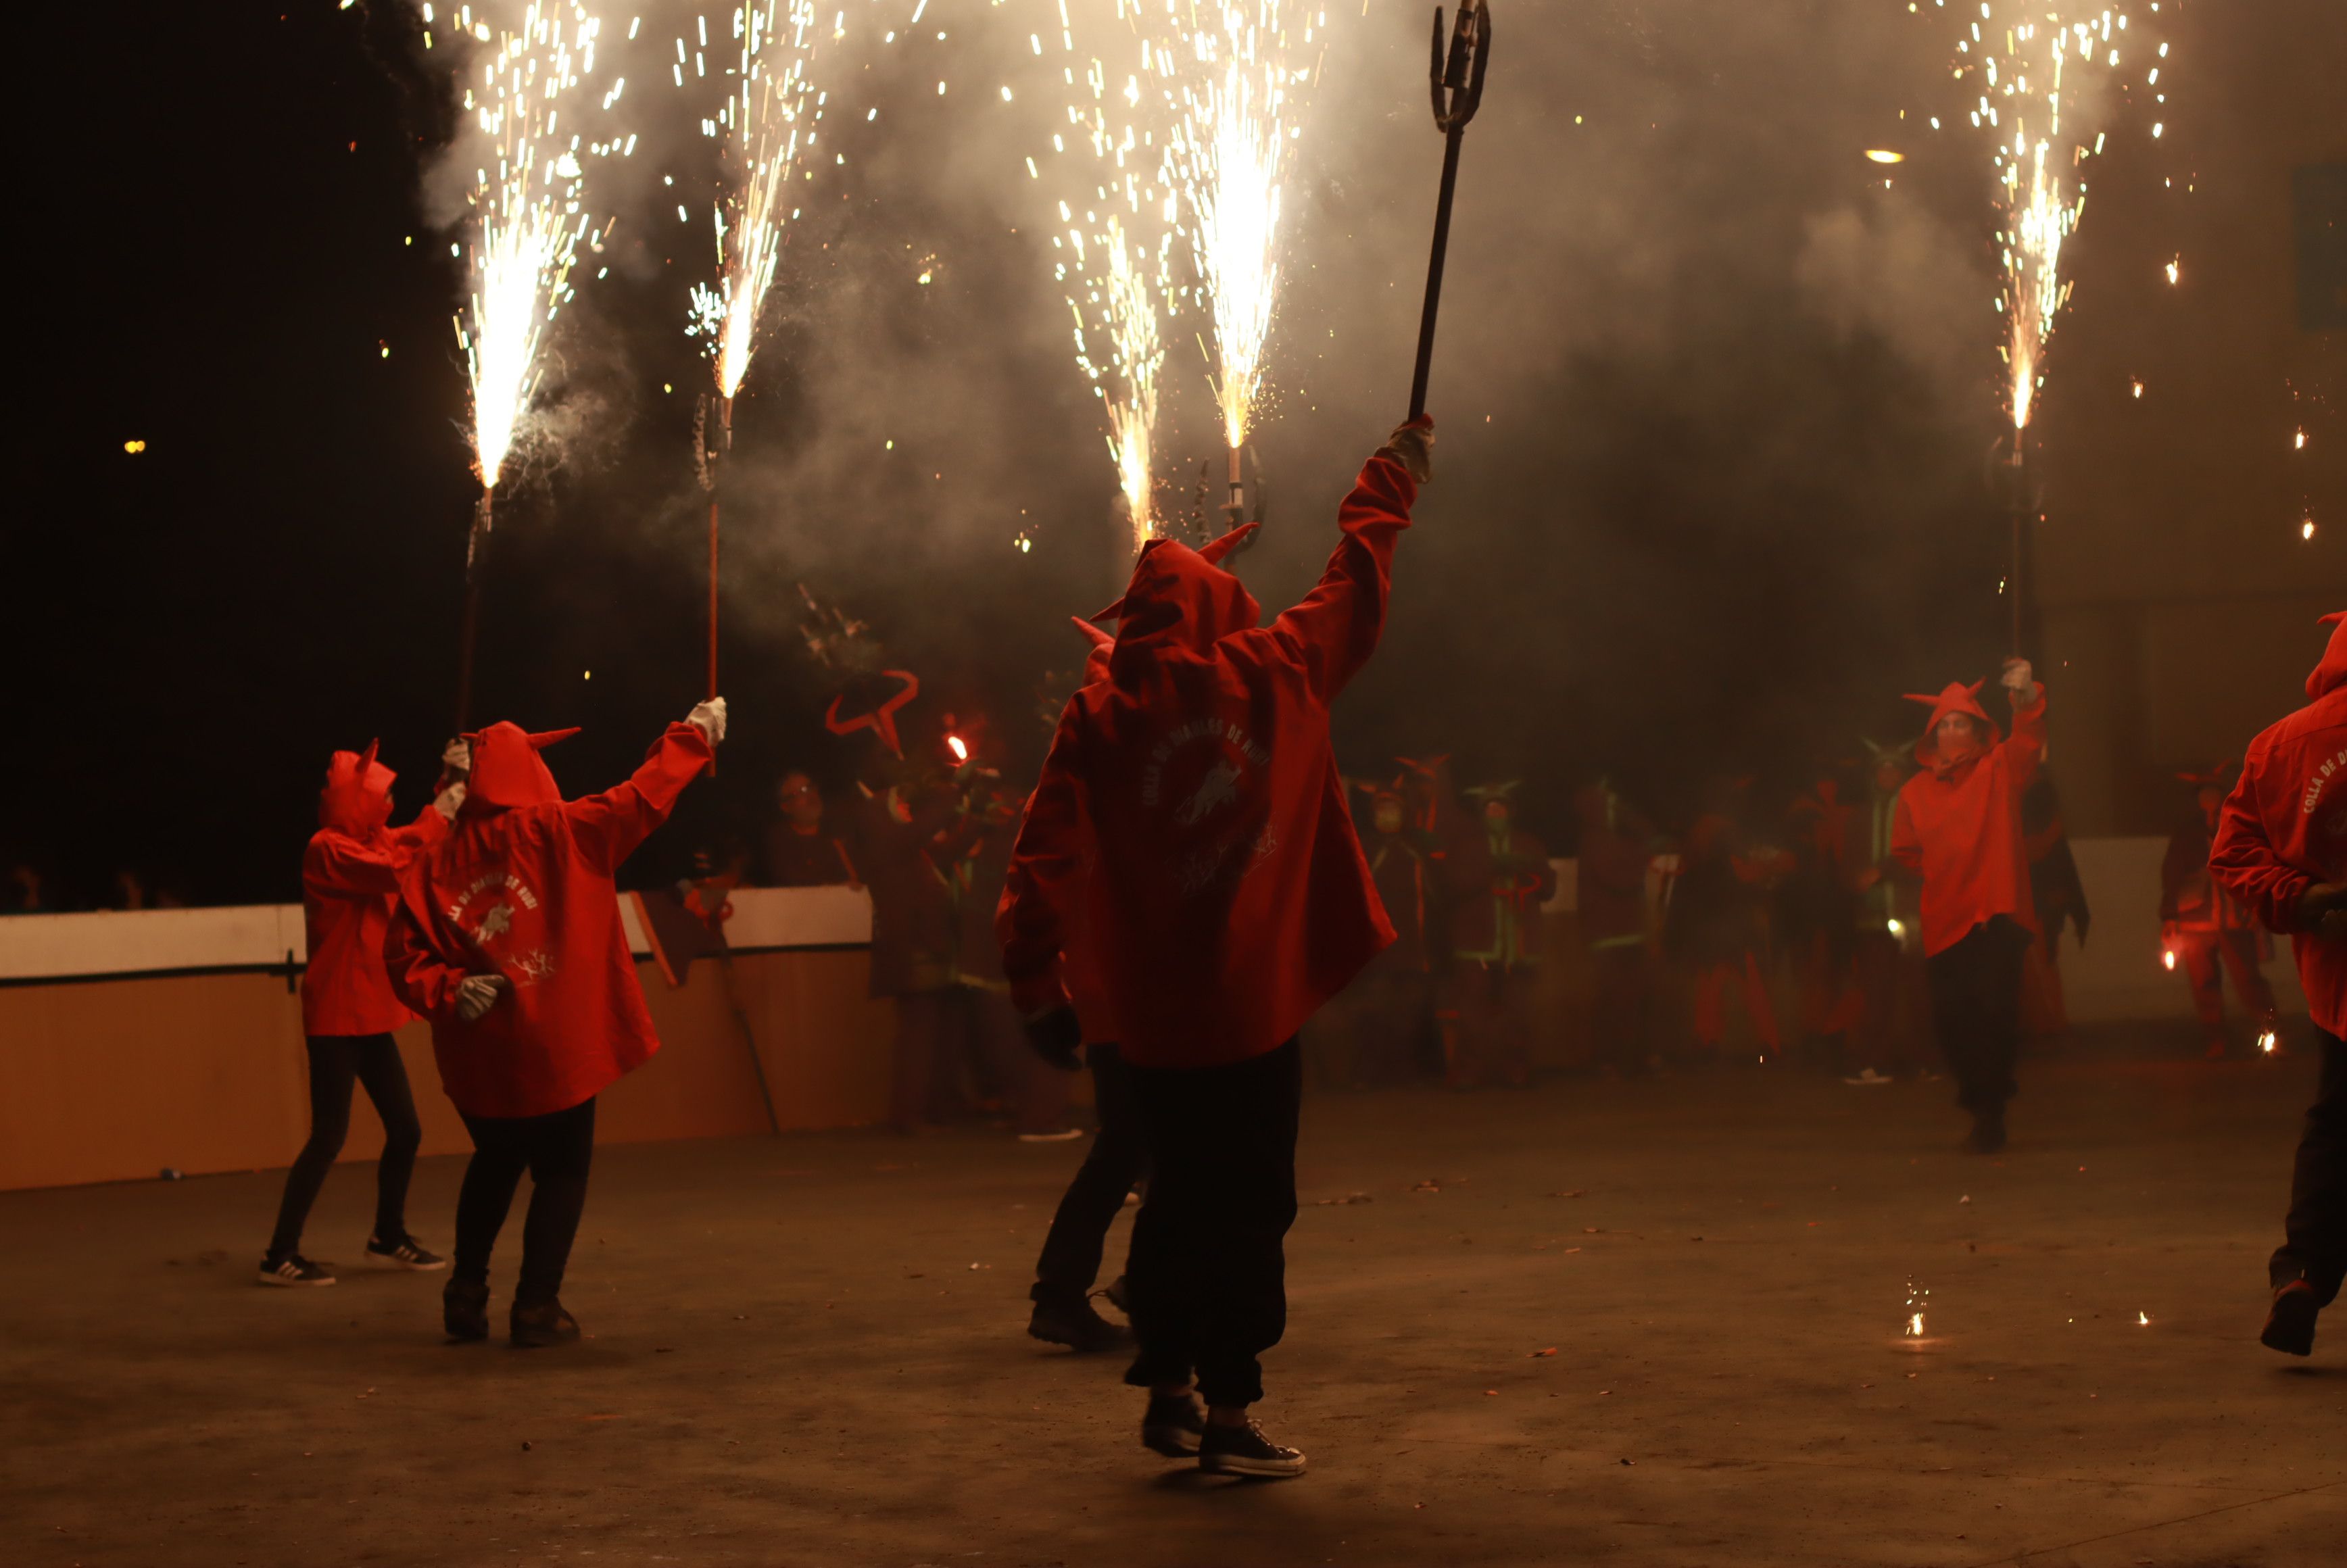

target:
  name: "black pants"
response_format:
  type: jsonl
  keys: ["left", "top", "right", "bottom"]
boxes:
{"left": 454, "top": 1098, "right": 596, "bottom": 1308}
{"left": 268, "top": 1033, "right": 422, "bottom": 1258}
{"left": 2274, "top": 1025, "right": 2347, "bottom": 1304}
{"left": 1926, "top": 918, "right": 2028, "bottom": 1116}
{"left": 1032, "top": 1044, "right": 1148, "bottom": 1306}
{"left": 1123, "top": 1039, "right": 1302, "bottom": 1409}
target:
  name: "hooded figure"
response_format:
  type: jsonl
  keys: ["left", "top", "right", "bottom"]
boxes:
{"left": 1889, "top": 660, "right": 2046, "bottom": 1152}
{"left": 1307, "top": 777, "right": 1438, "bottom": 1088}
{"left": 2209, "top": 611, "right": 2347, "bottom": 1357}
{"left": 996, "top": 419, "right": 1430, "bottom": 1475}
{"left": 260, "top": 741, "right": 468, "bottom": 1289}
{"left": 1438, "top": 783, "right": 1556, "bottom": 1089}
{"left": 385, "top": 703, "right": 721, "bottom": 1348}
{"left": 2162, "top": 764, "right": 2276, "bottom": 1058}
{"left": 1576, "top": 780, "right": 1658, "bottom": 1076}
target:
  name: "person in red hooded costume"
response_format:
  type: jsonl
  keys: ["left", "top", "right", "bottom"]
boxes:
{"left": 2210, "top": 611, "right": 2347, "bottom": 1357}
{"left": 2162, "top": 764, "right": 2279, "bottom": 1059}
{"left": 1883, "top": 659, "right": 2045, "bottom": 1152}
{"left": 997, "top": 418, "right": 1433, "bottom": 1479}
{"left": 260, "top": 739, "right": 469, "bottom": 1288}
{"left": 385, "top": 700, "right": 723, "bottom": 1347}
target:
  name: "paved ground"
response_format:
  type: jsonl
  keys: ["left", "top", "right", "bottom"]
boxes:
{"left": 4, "top": 1043, "right": 2342, "bottom": 1568}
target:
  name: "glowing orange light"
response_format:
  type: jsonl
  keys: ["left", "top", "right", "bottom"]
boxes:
{"left": 946, "top": 735, "right": 969, "bottom": 762}
{"left": 1864, "top": 149, "right": 1906, "bottom": 164}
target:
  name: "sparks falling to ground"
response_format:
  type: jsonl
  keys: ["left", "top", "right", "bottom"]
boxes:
{"left": 1036, "top": 3, "right": 1179, "bottom": 550}
{"left": 456, "top": 2, "right": 611, "bottom": 493}
{"left": 1161, "top": 2, "right": 1327, "bottom": 463}
{"left": 688, "top": 1, "right": 823, "bottom": 400}
{"left": 1954, "top": 5, "right": 2173, "bottom": 431}
{"left": 1905, "top": 1279, "right": 1931, "bottom": 1338}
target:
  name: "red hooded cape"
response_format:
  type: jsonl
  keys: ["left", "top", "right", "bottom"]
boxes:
{"left": 301, "top": 742, "right": 450, "bottom": 1037}
{"left": 385, "top": 720, "right": 710, "bottom": 1119}
{"left": 1889, "top": 680, "right": 2048, "bottom": 956}
{"left": 997, "top": 446, "right": 1418, "bottom": 1069}
{"left": 2210, "top": 612, "right": 2347, "bottom": 1034}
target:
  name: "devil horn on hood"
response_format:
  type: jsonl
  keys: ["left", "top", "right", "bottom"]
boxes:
{"left": 359, "top": 737, "right": 380, "bottom": 771}
{"left": 2323, "top": 611, "right": 2345, "bottom": 627}
{"left": 527, "top": 728, "right": 581, "bottom": 751}
{"left": 1196, "top": 520, "right": 1260, "bottom": 565}
{"left": 1068, "top": 615, "right": 1115, "bottom": 649}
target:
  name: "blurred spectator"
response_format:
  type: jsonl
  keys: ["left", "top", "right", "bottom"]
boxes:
{"left": 1440, "top": 783, "right": 1555, "bottom": 1088}
{"left": 1576, "top": 779, "right": 1660, "bottom": 1077}
{"left": 2163, "top": 766, "right": 2277, "bottom": 1059}
{"left": 3, "top": 862, "right": 48, "bottom": 914}
{"left": 1664, "top": 784, "right": 1785, "bottom": 1065}
{"left": 760, "top": 770, "right": 853, "bottom": 887}
{"left": 1783, "top": 775, "right": 1863, "bottom": 1074}
{"left": 2021, "top": 772, "right": 2091, "bottom": 1044}
{"left": 112, "top": 869, "right": 150, "bottom": 911}
{"left": 1311, "top": 777, "right": 1438, "bottom": 1088}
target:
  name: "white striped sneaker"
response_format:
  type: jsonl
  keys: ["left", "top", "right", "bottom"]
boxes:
{"left": 365, "top": 1233, "right": 446, "bottom": 1271}
{"left": 258, "top": 1254, "right": 336, "bottom": 1288}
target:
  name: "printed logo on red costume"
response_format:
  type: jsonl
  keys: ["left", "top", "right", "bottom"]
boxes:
{"left": 445, "top": 871, "right": 560, "bottom": 984}
{"left": 1142, "top": 718, "right": 1278, "bottom": 896}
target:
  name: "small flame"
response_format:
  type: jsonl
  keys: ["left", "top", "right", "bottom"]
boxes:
{"left": 1906, "top": 1313, "right": 1926, "bottom": 1338}
{"left": 1887, "top": 918, "right": 1904, "bottom": 939}
{"left": 2137, "top": 1310, "right": 2150, "bottom": 1325}
{"left": 2164, "top": 257, "right": 2179, "bottom": 285}
{"left": 946, "top": 735, "right": 969, "bottom": 762}
{"left": 2162, "top": 949, "right": 2177, "bottom": 971}
{"left": 2259, "top": 1031, "right": 2278, "bottom": 1054}
{"left": 2303, "top": 519, "right": 2319, "bottom": 542}
{"left": 1865, "top": 148, "right": 1906, "bottom": 164}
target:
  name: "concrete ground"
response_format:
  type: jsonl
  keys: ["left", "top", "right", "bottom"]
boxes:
{"left": 4, "top": 1046, "right": 2342, "bottom": 1568}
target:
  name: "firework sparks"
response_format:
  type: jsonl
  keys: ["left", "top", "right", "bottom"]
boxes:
{"left": 688, "top": 1, "right": 823, "bottom": 401}
{"left": 1036, "top": 5, "right": 1179, "bottom": 550}
{"left": 1162, "top": 3, "right": 1326, "bottom": 464}
{"left": 455, "top": 2, "right": 610, "bottom": 493}
{"left": 1954, "top": 7, "right": 2172, "bottom": 431}
{"left": 1904, "top": 1279, "right": 1931, "bottom": 1339}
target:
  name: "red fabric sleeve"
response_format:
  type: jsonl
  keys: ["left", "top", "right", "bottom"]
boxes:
{"left": 383, "top": 891, "right": 468, "bottom": 1025}
{"left": 2209, "top": 754, "right": 2313, "bottom": 932}
{"left": 1257, "top": 451, "right": 1418, "bottom": 706}
{"left": 996, "top": 708, "right": 1088, "bottom": 1018}
{"left": 564, "top": 723, "right": 714, "bottom": 874}
{"left": 1889, "top": 793, "right": 1922, "bottom": 873}
{"left": 389, "top": 801, "right": 452, "bottom": 855}
{"left": 307, "top": 835, "right": 410, "bottom": 898}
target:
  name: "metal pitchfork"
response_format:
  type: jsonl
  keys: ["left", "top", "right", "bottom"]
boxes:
{"left": 1407, "top": 0, "right": 1493, "bottom": 422}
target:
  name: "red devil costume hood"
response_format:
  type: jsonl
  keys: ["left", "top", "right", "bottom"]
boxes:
{"left": 998, "top": 442, "right": 1420, "bottom": 1069}
{"left": 385, "top": 719, "right": 712, "bottom": 1118}
{"left": 301, "top": 741, "right": 451, "bottom": 1036}
{"left": 1889, "top": 678, "right": 2048, "bottom": 956}
{"left": 2210, "top": 612, "right": 2347, "bottom": 1034}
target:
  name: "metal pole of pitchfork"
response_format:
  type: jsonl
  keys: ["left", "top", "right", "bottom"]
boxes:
{"left": 1408, "top": 1, "right": 1493, "bottom": 422}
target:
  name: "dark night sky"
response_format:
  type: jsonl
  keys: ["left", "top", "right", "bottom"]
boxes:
{"left": 10, "top": 1, "right": 2292, "bottom": 908}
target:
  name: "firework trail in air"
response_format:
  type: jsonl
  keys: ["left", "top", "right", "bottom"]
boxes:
{"left": 687, "top": 1, "right": 824, "bottom": 401}
{"left": 1954, "top": 4, "right": 2171, "bottom": 430}
{"left": 1160, "top": 1, "right": 1328, "bottom": 490}
{"left": 1030, "top": 3, "right": 1179, "bottom": 550}
{"left": 453, "top": 1, "right": 614, "bottom": 493}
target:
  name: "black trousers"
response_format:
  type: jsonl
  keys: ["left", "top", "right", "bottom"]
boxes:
{"left": 2274, "top": 1025, "right": 2347, "bottom": 1304}
{"left": 268, "top": 1033, "right": 422, "bottom": 1257}
{"left": 1926, "top": 918, "right": 2028, "bottom": 1116}
{"left": 1032, "top": 1043, "right": 1148, "bottom": 1305}
{"left": 454, "top": 1098, "right": 596, "bottom": 1308}
{"left": 1123, "top": 1039, "right": 1302, "bottom": 1409}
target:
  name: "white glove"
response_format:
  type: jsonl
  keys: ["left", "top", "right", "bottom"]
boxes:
{"left": 454, "top": 973, "right": 508, "bottom": 1022}
{"left": 687, "top": 697, "right": 728, "bottom": 748}
{"left": 1377, "top": 420, "right": 1435, "bottom": 485}
{"left": 432, "top": 780, "right": 468, "bottom": 821}
{"left": 441, "top": 739, "right": 473, "bottom": 778}
{"left": 2001, "top": 658, "right": 2041, "bottom": 708}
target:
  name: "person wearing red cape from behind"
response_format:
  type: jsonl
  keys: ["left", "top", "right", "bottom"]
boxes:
{"left": 998, "top": 418, "right": 1434, "bottom": 1478}
{"left": 260, "top": 739, "right": 469, "bottom": 1288}
{"left": 2210, "top": 610, "right": 2347, "bottom": 1357}
{"left": 385, "top": 700, "right": 723, "bottom": 1346}
{"left": 1881, "top": 660, "right": 2046, "bottom": 1153}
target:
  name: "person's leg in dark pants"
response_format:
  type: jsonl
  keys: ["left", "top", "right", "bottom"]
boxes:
{"left": 452, "top": 1120, "right": 531, "bottom": 1289}
{"left": 453, "top": 1098, "right": 596, "bottom": 1344}
{"left": 1028, "top": 1044, "right": 1148, "bottom": 1350}
{"left": 264, "top": 1037, "right": 360, "bottom": 1271}
{"left": 348, "top": 1035, "right": 425, "bottom": 1249}
{"left": 512, "top": 1098, "right": 596, "bottom": 1310}
{"left": 1125, "top": 1039, "right": 1305, "bottom": 1473}
{"left": 1927, "top": 920, "right": 2026, "bottom": 1149}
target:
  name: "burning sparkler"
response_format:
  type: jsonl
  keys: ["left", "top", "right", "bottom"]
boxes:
{"left": 1161, "top": 1, "right": 1328, "bottom": 518}
{"left": 1904, "top": 1279, "right": 1931, "bottom": 1339}
{"left": 449, "top": 0, "right": 612, "bottom": 729}
{"left": 686, "top": 1, "right": 825, "bottom": 698}
{"left": 1034, "top": 5, "right": 1179, "bottom": 551}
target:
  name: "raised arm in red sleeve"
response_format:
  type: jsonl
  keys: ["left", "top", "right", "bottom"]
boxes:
{"left": 564, "top": 722, "right": 714, "bottom": 874}
{"left": 2000, "top": 689, "right": 2048, "bottom": 791}
{"left": 996, "top": 710, "right": 1090, "bottom": 1019}
{"left": 1255, "top": 449, "right": 1418, "bottom": 706}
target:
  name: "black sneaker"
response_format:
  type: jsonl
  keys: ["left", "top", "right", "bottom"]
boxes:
{"left": 443, "top": 1278, "right": 490, "bottom": 1342}
{"left": 1198, "top": 1418, "right": 1307, "bottom": 1478}
{"left": 258, "top": 1254, "right": 335, "bottom": 1288}
{"left": 1141, "top": 1392, "right": 1205, "bottom": 1458}
{"left": 1028, "top": 1296, "right": 1132, "bottom": 1352}
{"left": 367, "top": 1233, "right": 447, "bottom": 1272}
{"left": 510, "top": 1299, "right": 581, "bottom": 1348}
{"left": 2260, "top": 1279, "right": 2320, "bottom": 1357}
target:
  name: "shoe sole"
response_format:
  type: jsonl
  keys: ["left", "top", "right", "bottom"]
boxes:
{"left": 1142, "top": 1427, "right": 1203, "bottom": 1459}
{"left": 2260, "top": 1292, "right": 2319, "bottom": 1357}
{"left": 257, "top": 1273, "right": 335, "bottom": 1288}
{"left": 1199, "top": 1453, "right": 1307, "bottom": 1478}
{"left": 368, "top": 1254, "right": 449, "bottom": 1272}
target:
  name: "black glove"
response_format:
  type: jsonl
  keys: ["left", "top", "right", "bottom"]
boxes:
{"left": 1021, "top": 1005, "right": 1084, "bottom": 1072}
